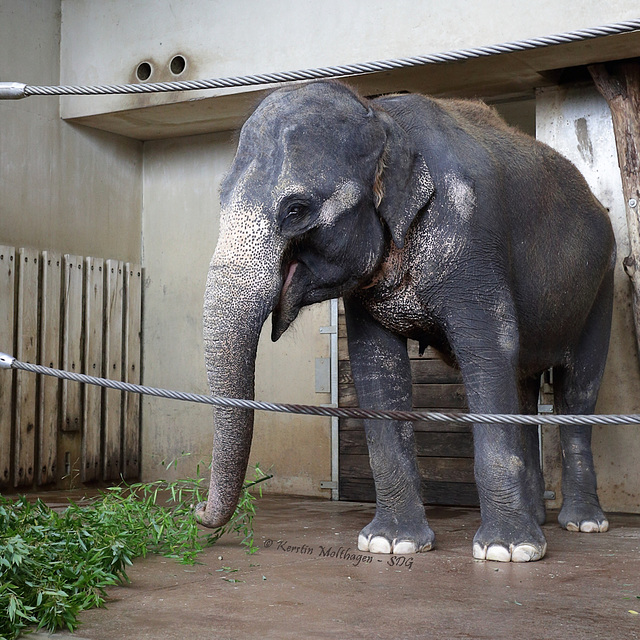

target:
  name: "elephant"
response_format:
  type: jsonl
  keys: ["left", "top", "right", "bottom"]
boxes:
{"left": 195, "top": 80, "right": 616, "bottom": 563}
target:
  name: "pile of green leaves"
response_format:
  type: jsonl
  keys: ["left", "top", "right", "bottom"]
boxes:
{"left": 0, "top": 467, "right": 269, "bottom": 640}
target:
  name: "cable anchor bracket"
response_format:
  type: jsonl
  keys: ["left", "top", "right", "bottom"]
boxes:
{"left": 0, "top": 353, "right": 16, "bottom": 369}
{"left": 0, "top": 83, "right": 27, "bottom": 100}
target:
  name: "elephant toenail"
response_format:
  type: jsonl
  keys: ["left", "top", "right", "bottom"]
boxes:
{"left": 393, "top": 540, "right": 417, "bottom": 554}
{"left": 369, "top": 536, "right": 392, "bottom": 554}
{"left": 357, "top": 533, "right": 372, "bottom": 551}
{"left": 512, "top": 543, "right": 545, "bottom": 562}
{"left": 486, "top": 545, "right": 512, "bottom": 562}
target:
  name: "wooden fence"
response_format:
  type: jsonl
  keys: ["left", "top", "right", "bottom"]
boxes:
{"left": 0, "top": 246, "right": 142, "bottom": 489}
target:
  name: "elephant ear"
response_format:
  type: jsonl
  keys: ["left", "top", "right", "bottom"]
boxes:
{"left": 374, "top": 112, "right": 435, "bottom": 249}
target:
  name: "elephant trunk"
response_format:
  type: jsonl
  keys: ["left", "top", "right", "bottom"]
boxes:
{"left": 197, "top": 204, "right": 283, "bottom": 528}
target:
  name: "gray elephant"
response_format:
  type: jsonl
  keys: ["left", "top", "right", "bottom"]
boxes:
{"left": 196, "top": 80, "right": 615, "bottom": 563}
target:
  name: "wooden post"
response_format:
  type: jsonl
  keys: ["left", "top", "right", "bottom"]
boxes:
{"left": 589, "top": 59, "right": 640, "bottom": 362}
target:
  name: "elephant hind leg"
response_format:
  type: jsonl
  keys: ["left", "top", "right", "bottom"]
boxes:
{"left": 554, "top": 271, "right": 613, "bottom": 534}
{"left": 519, "top": 375, "right": 546, "bottom": 525}
{"left": 555, "top": 378, "right": 610, "bottom": 534}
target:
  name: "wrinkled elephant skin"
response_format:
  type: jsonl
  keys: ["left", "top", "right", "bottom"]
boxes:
{"left": 199, "top": 81, "right": 615, "bottom": 563}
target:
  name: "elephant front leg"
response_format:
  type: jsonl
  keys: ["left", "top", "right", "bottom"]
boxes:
{"left": 357, "top": 416, "right": 435, "bottom": 554}
{"left": 452, "top": 321, "right": 547, "bottom": 562}
{"left": 472, "top": 422, "right": 548, "bottom": 562}
{"left": 345, "top": 299, "right": 434, "bottom": 555}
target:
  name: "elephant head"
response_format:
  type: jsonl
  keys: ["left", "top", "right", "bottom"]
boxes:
{"left": 196, "top": 81, "right": 434, "bottom": 528}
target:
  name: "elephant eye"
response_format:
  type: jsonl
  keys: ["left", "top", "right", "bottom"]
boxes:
{"left": 279, "top": 198, "right": 315, "bottom": 236}
{"left": 286, "top": 203, "right": 306, "bottom": 219}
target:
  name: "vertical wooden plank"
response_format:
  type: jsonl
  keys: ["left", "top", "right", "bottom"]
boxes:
{"left": 62, "top": 254, "right": 84, "bottom": 431}
{"left": 82, "top": 257, "right": 104, "bottom": 482}
{"left": 123, "top": 263, "right": 142, "bottom": 479}
{"left": 57, "top": 255, "right": 84, "bottom": 488}
{"left": 13, "top": 248, "right": 39, "bottom": 487}
{"left": 38, "top": 251, "right": 62, "bottom": 485}
{"left": 103, "top": 259, "right": 124, "bottom": 481}
{"left": 0, "top": 246, "right": 16, "bottom": 488}
{"left": 61, "top": 255, "right": 84, "bottom": 433}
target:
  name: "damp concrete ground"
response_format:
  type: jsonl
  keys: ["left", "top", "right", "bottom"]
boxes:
{"left": 31, "top": 495, "right": 640, "bottom": 640}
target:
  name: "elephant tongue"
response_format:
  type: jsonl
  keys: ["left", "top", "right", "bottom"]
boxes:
{"left": 281, "top": 261, "right": 299, "bottom": 299}
{"left": 272, "top": 260, "right": 300, "bottom": 342}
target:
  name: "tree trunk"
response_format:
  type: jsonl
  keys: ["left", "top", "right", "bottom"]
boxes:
{"left": 589, "top": 58, "right": 640, "bottom": 364}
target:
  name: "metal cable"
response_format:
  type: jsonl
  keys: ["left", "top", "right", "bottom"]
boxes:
{"left": 2, "top": 353, "right": 639, "bottom": 427}
{"left": 1, "top": 20, "right": 639, "bottom": 100}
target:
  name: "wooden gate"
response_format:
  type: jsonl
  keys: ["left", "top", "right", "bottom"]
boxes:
{"left": 0, "top": 246, "right": 142, "bottom": 490}
{"left": 338, "top": 304, "right": 479, "bottom": 506}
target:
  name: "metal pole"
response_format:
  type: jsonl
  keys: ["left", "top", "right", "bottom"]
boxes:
{"left": 330, "top": 298, "right": 339, "bottom": 501}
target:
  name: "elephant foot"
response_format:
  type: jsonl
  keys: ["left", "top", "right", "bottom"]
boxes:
{"left": 558, "top": 499, "right": 609, "bottom": 533}
{"left": 472, "top": 518, "right": 547, "bottom": 563}
{"left": 357, "top": 515, "right": 435, "bottom": 554}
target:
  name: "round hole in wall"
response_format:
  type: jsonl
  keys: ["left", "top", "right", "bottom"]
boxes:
{"left": 136, "top": 61, "right": 153, "bottom": 82}
{"left": 170, "top": 54, "right": 186, "bottom": 75}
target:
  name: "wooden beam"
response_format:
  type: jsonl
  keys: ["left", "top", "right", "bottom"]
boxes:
{"left": 0, "top": 247, "right": 15, "bottom": 488}
{"left": 589, "top": 58, "right": 640, "bottom": 362}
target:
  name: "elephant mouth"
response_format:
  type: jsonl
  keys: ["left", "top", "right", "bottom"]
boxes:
{"left": 272, "top": 255, "right": 363, "bottom": 341}
{"left": 272, "top": 260, "right": 304, "bottom": 341}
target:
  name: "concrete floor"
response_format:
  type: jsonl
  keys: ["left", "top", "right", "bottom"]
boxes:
{"left": 32, "top": 496, "right": 640, "bottom": 640}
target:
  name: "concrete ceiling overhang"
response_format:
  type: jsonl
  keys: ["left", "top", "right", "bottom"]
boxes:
{"left": 63, "top": 30, "right": 640, "bottom": 140}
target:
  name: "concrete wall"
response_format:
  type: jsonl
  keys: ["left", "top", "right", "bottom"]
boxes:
{"left": 141, "top": 133, "right": 332, "bottom": 493}
{"left": 59, "top": 1, "right": 640, "bottom": 120}
{"left": 0, "top": 1, "right": 142, "bottom": 262}
{"left": 536, "top": 85, "right": 640, "bottom": 513}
